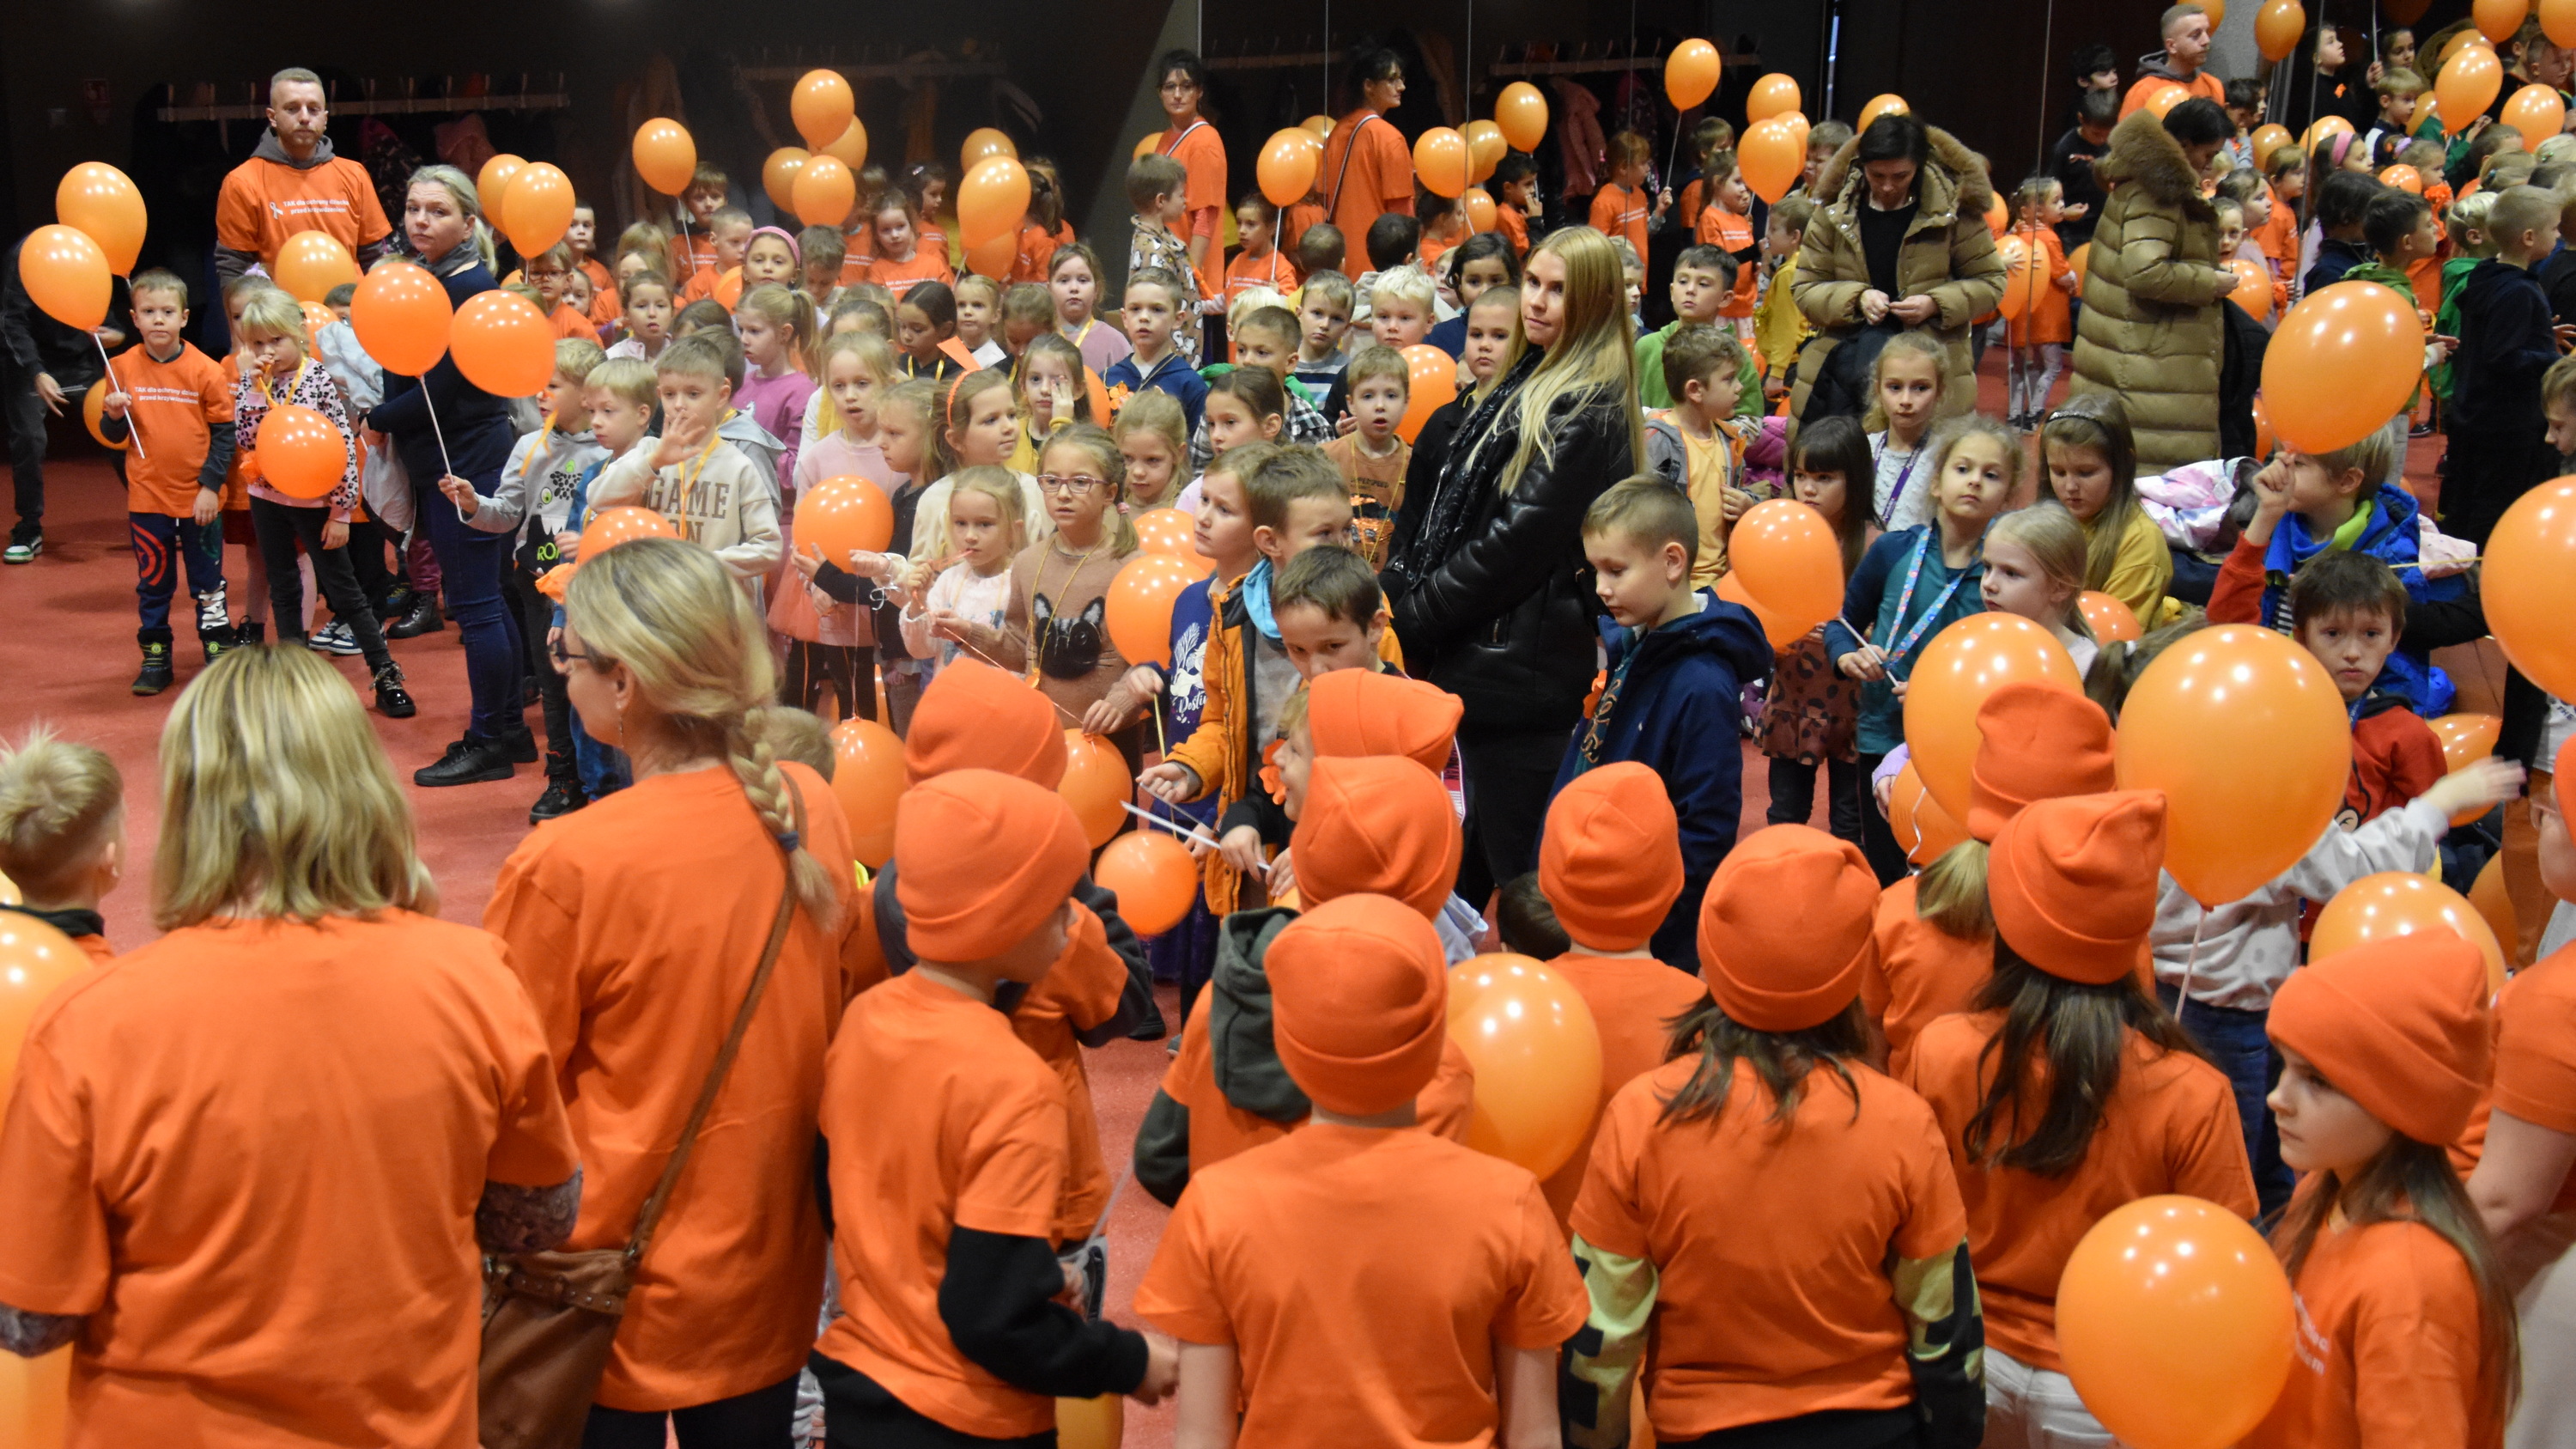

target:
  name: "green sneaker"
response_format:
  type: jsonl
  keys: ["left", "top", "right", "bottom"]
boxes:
{"left": 132, "top": 642, "right": 174, "bottom": 695}
{"left": 3, "top": 530, "right": 39, "bottom": 564}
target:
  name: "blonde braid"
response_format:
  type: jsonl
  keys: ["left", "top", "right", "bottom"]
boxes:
{"left": 726, "top": 725, "right": 840, "bottom": 930}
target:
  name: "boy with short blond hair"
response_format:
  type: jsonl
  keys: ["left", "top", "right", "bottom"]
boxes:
{"left": 99, "top": 269, "right": 239, "bottom": 692}
{"left": 1290, "top": 271, "right": 1356, "bottom": 399}
{"left": 585, "top": 335, "right": 781, "bottom": 584}
{"left": 1645, "top": 326, "right": 1752, "bottom": 587}
{"left": 680, "top": 208, "right": 756, "bottom": 304}
{"left": 671, "top": 163, "right": 730, "bottom": 280}
{"left": 1321, "top": 344, "right": 1411, "bottom": 568}
{"left": 2445, "top": 184, "right": 2563, "bottom": 545}
{"left": 1105, "top": 266, "right": 1210, "bottom": 432}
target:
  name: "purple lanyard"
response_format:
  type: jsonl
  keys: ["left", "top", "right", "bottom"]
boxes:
{"left": 1875, "top": 440, "right": 1922, "bottom": 529}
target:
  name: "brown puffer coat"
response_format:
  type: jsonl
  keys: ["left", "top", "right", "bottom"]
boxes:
{"left": 2069, "top": 107, "right": 2239, "bottom": 471}
{"left": 1789, "top": 125, "right": 2006, "bottom": 419}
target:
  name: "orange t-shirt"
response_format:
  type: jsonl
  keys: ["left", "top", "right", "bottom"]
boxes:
{"left": 2005, "top": 223, "right": 2075, "bottom": 347}
{"left": 868, "top": 248, "right": 955, "bottom": 300}
{"left": 580, "top": 256, "right": 622, "bottom": 327}
{"left": 1860, "top": 880, "right": 1991, "bottom": 1079}
{"left": 2119, "top": 70, "right": 2227, "bottom": 119}
{"left": 1280, "top": 202, "right": 1327, "bottom": 259}
{"left": 669, "top": 230, "right": 720, "bottom": 285}
{"left": 112, "top": 342, "right": 235, "bottom": 516}
{"left": 1134, "top": 1122, "right": 1589, "bottom": 1443}
{"left": 546, "top": 301, "right": 597, "bottom": 340}
{"left": 2241, "top": 1196, "right": 2501, "bottom": 1449}
{"left": 1163, "top": 981, "right": 1476, "bottom": 1171}
{"left": 215, "top": 154, "right": 393, "bottom": 272}
{"left": 1677, "top": 178, "right": 1707, "bottom": 234}
{"left": 1160, "top": 120, "right": 1229, "bottom": 229}
{"left": 2456, "top": 941, "right": 2576, "bottom": 1209}
{"left": 1591, "top": 184, "right": 1653, "bottom": 271}
{"left": 1010, "top": 901, "right": 1128, "bottom": 1241}
{"left": 2254, "top": 182, "right": 2300, "bottom": 273}
{"left": 1498, "top": 204, "right": 1530, "bottom": 258}
{"left": 1902, "top": 1011, "right": 2256, "bottom": 1372}
{"left": 1696, "top": 204, "right": 1759, "bottom": 319}
{"left": 1225, "top": 245, "right": 1298, "bottom": 303}
{"left": 481, "top": 762, "right": 866, "bottom": 1410}
{"left": 0, "top": 914, "right": 576, "bottom": 1449}
{"left": 1571, "top": 1056, "right": 1967, "bottom": 1441}
{"left": 1013, "top": 221, "right": 1078, "bottom": 283}
{"left": 1322, "top": 111, "right": 1415, "bottom": 245}
{"left": 1535, "top": 953, "right": 1710, "bottom": 1225}
{"left": 817, "top": 970, "right": 1072, "bottom": 1440}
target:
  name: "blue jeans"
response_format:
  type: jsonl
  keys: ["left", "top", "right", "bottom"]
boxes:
{"left": 130, "top": 512, "right": 227, "bottom": 646}
{"left": 569, "top": 707, "right": 631, "bottom": 800}
{"left": 416, "top": 478, "right": 517, "bottom": 740}
{"left": 2159, "top": 985, "right": 2293, "bottom": 1218}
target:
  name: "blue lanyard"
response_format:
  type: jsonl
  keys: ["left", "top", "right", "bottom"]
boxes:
{"left": 1878, "top": 531, "right": 1971, "bottom": 665}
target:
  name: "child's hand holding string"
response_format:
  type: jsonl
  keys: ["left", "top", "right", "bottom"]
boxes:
{"left": 1837, "top": 644, "right": 1890, "bottom": 682}
{"left": 1079, "top": 688, "right": 1139, "bottom": 737}
{"left": 1218, "top": 825, "right": 1267, "bottom": 878}
{"left": 1138, "top": 760, "right": 1201, "bottom": 804}
{"left": 437, "top": 474, "right": 483, "bottom": 518}
{"left": 1120, "top": 664, "right": 1164, "bottom": 701}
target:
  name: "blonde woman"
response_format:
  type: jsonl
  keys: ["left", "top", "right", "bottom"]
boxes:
{"left": 483, "top": 537, "right": 868, "bottom": 1448}
{"left": 0, "top": 647, "right": 580, "bottom": 1445}
{"left": 1382, "top": 223, "right": 1645, "bottom": 901}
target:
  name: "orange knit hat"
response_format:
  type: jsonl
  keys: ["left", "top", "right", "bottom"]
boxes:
{"left": 1539, "top": 763, "right": 1684, "bottom": 952}
{"left": 2557, "top": 736, "right": 2576, "bottom": 819}
{"left": 1699, "top": 825, "right": 1880, "bottom": 1032}
{"left": 903, "top": 660, "right": 1068, "bottom": 788}
{"left": 895, "top": 770, "right": 1090, "bottom": 961}
{"left": 1307, "top": 669, "right": 1465, "bottom": 772}
{"left": 1269, "top": 893, "right": 1451, "bottom": 1116}
{"left": 1293, "top": 756, "right": 1462, "bottom": 920}
{"left": 1988, "top": 790, "right": 2168, "bottom": 985}
{"left": 2270, "top": 934, "right": 2494, "bottom": 1145}
{"left": 1965, "top": 682, "right": 2117, "bottom": 842}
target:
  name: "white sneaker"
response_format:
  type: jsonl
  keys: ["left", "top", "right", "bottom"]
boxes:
{"left": 307, "top": 619, "right": 363, "bottom": 655}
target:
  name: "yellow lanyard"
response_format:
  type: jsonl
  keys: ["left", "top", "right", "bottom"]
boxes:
{"left": 670, "top": 433, "right": 724, "bottom": 523}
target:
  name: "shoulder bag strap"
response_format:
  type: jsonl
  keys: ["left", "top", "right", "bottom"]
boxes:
{"left": 1326, "top": 114, "right": 1376, "bottom": 220}
{"left": 623, "top": 781, "right": 807, "bottom": 1266}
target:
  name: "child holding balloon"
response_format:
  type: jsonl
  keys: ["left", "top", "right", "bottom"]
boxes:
{"left": 862, "top": 192, "right": 952, "bottom": 301}
{"left": 898, "top": 466, "right": 1028, "bottom": 676}
{"left": 100, "top": 270, "right": 238, "bottom": 693}
{"left": 677, "top": 209, "right": 754, "bottom": 306}
{"left": 2003, "top": 177, "right": 2075, "bottom": 429}
{"left": 1757, "top": 417, "right": 1869, "bottom": 841}
{"left": 994, "top": 423, "right": 1145, "bottom": 761}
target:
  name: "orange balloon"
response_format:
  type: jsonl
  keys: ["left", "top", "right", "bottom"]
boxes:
{"left": 2470, "top": 854, "right": 2520, "bottom": 965}
{"left": 2302, "top": 113, "right": 2355, "bottom": 152}
{"left": 2505, "top": 84, "right": 2567, "bottom": 149}
{"left": 477, "top": 155, "right": 526, "bottom": 215}
{"left": 962, "top": 127, "right": 1018, "bottom": 169}
{"left": 449, "top": 290, "right": 555, "bottom": 398}
{"left": 82, "top": 379, "right": 125, "bottom": 452}
{"left": 1133, "top": 133, "right": 1161, "bottom": 162}
{"left": 965, "top": 230, "right": 1018, "bottom": 281}
{"left": 2485, "top": 478, "right": 2576, "bottom": 699}
{"left": 1993, "top": 235, "right": 2036, "bottom": 321}
{"left": 2069, "top": 241, "right": 2092, "bottom": 289}
{"left": 2115, "top": 624, "right": 2349, "bottom": 904}
{"left": 1133, "top": 507, "right": 1215, "bottom": 570}
{"left": 1304, "top": 113, "right": 1336, "bottom": 139}
{"left": 2444, "top": 29, "right": 2494, "bottom": 67}
{"left": 793, "top": 155, "right": 857, "bottom": 228}
{"left": 820, "top": 119, "right": 869, "bottom": 171}
{"left": 1715, "top": 572, "right": 1809, "bottom": 651}
{"left": 958, "top": 156, "right": 1031, "bottom": 249}
{"left": 0, "top": 1348, "right": 70, "bottom": 1449}
{"left": 2144, "top": 82, "right": 2191, "bottom": 119}
{"left": 798, "top": 475, "right": 896, "bottom": 561}
{"left": 0, "top": 911, "right": 88, "bottom": 1099}
{"left": 827, "top": 718, "right": 905, "bottom": 868}
{"left": 2432, "top": 711, "right": 2505, "bottom": 826}
{"left": 2252, "top": 395, "right": 2276, "bottom": 457}
{"left": 632, "top": 119, "right": 697, "bottom": 196}
{"left": 791, "top": 69, "right": 856, "bottom": 150}
{"left": 763, "top": 148, "right": 810, "bottom": 212}
{"left": 1747, "top": 73, "right": 1802, "bottom": 123}
{"left": 56, "top": 161, "right": 145, "bottom": 276}
{"left": 2058, "top": 1196, "right": 2295, "bottom": 1449}
{"left": 1104, "top": 552, "right": 1204, "bottom": 666}
{"left": 1449, "top": 952, "right": 1544, "bottom": 1015}
{"left": 2226, "top": 256, "right": 2274, "bottom": 319}
{"left": 255, "top": 404, "right": 346, "bottom": 501}
{"left": 301, "top": 300, "right": 337, "bottom": 336}
{"left": 2261, "top": 281, "right": 2427, "bottom": 454}
{"left": 2251, "top": 123, "right": 2293, "bottom": 170}
{"left": 1094, "top": 830, "right": 1197, "bottom": 935}
{"left": 2379, "top": 163, "right": 2423, "bottom": 194}
{"left": 349, "top": 260, "right": 452, "bottom": 377}
{"left": 2476, "top": 0, "right": 2525, "bottom": 42}
{"left": 2416, "top": 93, "right": 2445, "bottom": 132}
{"left": 272, "top": 229, "right": 357, "bottom": 304}
{"left": 502, "top": 162, "right": 576, "bottom": 258}
{"left": 1906, "top": 614, "right": 2084, "bottom": 821}
{"left": 1888, "top": 761, "right": 1971, "bottom": 866}
{"left": 1858, "top": 94, "right": 1911, "bottom": 132}
{"left": 2439, "top": 45, "right": 2506, "bottom": 135}
{"left": 2549, "top": 0, "right": 2576, "bottom": 47}
{"left": 1398, "top": 343, "right": 1458, "bottom": 444}
{"left": 1779, "top": 113, "right": 1812, "bottom": 154}
{"left": 1055, "top": 1393, "right": 1124, "bottom": 1449}
{"left": 1059, "top": 731, "right": 1129, "bottom": 848}
{"left": 2314, "top": 871, "right": 2509, "bottom": 994}
{"left": 581, "top": 506, "right": 679, "bottom": 557}
{"left": 1496, "top": 82, "right": 1550, "bottom": 153}
{"left": 711, "top": 267, "right": 744, "bottom": 311}
{"left": 1414, "top": 127, "right": 1470, "bottom": 199}
{"left": 1741, "top": 118, "right": 1805, "bottom": 204}
{"left": 1259, "top": 129, "right": 1321, "bottom": 207}
{"left": 1463, "top": 186, "right": 1498, "bottom": 233}
{"left": 1984, "top": 191, "right": 2010, "bottom": 235}
{"left": 2256, "top": 0, "right": 2306, "bottom": 60}
{"left": 1465, "top": 119, "right": 1506, "bottom": 183}
{"left": 1665, "top": 39, "right": 1724, "bottom": 109}
{"left": 2203, "top": 0, "right": 2227, "bottom": 25}
{"left": 1729, "top": 500, "right": 1846, "bottom": 634}
{"left": 16, "top": 224, "right": 108, "bottom": 332}
{"left": 1444, "top": 954, "right": 1602, "bottom": 1175}
{"left": 2077, "top": 590, "right": 2143, "bottom": 643}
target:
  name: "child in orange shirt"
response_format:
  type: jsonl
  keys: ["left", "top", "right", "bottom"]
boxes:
{"left": 669, "top": 163, "right": 728, "bottom": 283}
{"left": 1565, "top": 825, "right": 1984, "bottom": 1449}
{"left": 680, "top": 209, "right": 754, "bottom": 305}
{"left": 1673, "top": 117, "right": 1734, "bottom": 233}
{"left": 901, "top": 161, "right": 953, "bottom": 265}
{"left": 815, "top": 769, "right": 1177, "bottom": 1441}
{"left": 2246, "top": 935, "right": 2518, "bottom": 1449}
{"left": 1589, "top": 131, "right": 1663, "bottom": 271}
{"left": 521, "top": 244, "right": 598, "bottom": 341}
{"left": 1320, "top": 344, "right": 1409, "bottom": 566}
{"left": 1692, "top": 148, "right": 1759, "bottom": 340}
{"left": 1011, "top": 158, "right": 1078, "bottom": 284}
{"left": 863, "top": 193, "right": 955, "bottom": 302}
{"left": 1135, "top": 892, "right": 1588, "bottom": 1449}
{"left": 1493, "top": 153, "right": 1538, "bottom": 258}
{"left": 568, "top": 203, "right": 618, "bottom": 330}
{"left": 1905, "top": 790, "right": 2255, "bottom": 1446}
{"left": 98, "top": 269, "right": 239, "bottom": 691}
{"left": 2004, "top": 177, "right": 2077, "bottom": 429}
{"left": 0, "top": 726, "right": 125, "bottom": 963}
{"left": 1529, "top": 763, "right": 1710, "bottom": 1226}
{"left": 1224, "top": 193, "right": 1298, "bottom": 307}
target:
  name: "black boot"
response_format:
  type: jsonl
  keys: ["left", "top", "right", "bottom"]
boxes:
{"left": 528, "top": 779, "right": 586, "bottom": 824}
{"left": 414, "top": 735, "right": 514, "bottom": 787}
{"left": 375, "top": 584, "right": 416, "bottom": 623}
{"left": 131, "top": 641, "right": 174, "bottom": 695}
{"left": 373, "top": 661, "right": 417, "bottom": 719}
{"left": 500, "top": 725, "right": 540, "bottom": 764}
{"left": 386, "top": 595, "right": 445, "bottom": 639}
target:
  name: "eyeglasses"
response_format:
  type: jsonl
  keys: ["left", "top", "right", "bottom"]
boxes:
{"left": 550, "top": 636, "right": 605, "bottom": 671}
{"left": 1037, "top": 473, "right": 1109, "bottom": 496}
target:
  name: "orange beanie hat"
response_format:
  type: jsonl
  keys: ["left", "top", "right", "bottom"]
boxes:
{"left": 1307, "top": 669, "right": 1465, "bottom": 772}
{"left": 1270, "top": 893, "right": 1451, "bottom": 1116}
{"left": 1700, "top": 825, "right": 1880, "bottom": 1032}
{"left": 903, "top": 660, "right": 1068, "bottom": 788}
{"left": 1988, "top": 790, "right": 2167, "bottom": 985}
{"left": 896, "top": 770, "right": 1090, "bottom": 961}
{"left": 1539, "top": 763, "right": 1684, "bottom": 952}
{"left": 2270, "top": 934, "right": 2494, "bottom": 1145}
{"left": 2557, "top": 736, "right": 2576, "bottom": 819}
{"left": 1293, "top": 756, "right": 1462, "bottom": 920}
{"left": 1965, "top": 682, "right": 2117, "bottom": 842}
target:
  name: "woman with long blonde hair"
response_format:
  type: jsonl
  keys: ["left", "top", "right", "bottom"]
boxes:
{"left": 0, "top": 647, "right": 580, "bottom": 1446}
{"left": 482, "top": 538, "right": 866, "bottom": 1447}
{"left": 1382, "top": 224, "right": 1643, "bottom": 899}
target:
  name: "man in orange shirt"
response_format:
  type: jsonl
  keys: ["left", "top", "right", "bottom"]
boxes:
{"left": 2119, "top": 4, "right": 2226, "bottom": 119}
{"left": 1136, "top": 892, "right": 1589, "bottom": 1447}
{"left": 1321, "top": 49, "right": 1415, "bottom": 247}
{"left": 214, "top": 67, "right": 395, "bottom": 285}
{"left": 1154, "top": 50, "right": 1228, "bottom": 284}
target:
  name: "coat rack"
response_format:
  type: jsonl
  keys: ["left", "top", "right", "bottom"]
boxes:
{"left": 1488, "top": 40, "right": 1672, "bottom": 77}
{"left": 155, "top": 74, "right": 569, "bottom": 123}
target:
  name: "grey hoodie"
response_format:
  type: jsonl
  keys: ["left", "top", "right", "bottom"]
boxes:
{"left": 1133, "top": 908, "right": 1309, "bottom": 1207}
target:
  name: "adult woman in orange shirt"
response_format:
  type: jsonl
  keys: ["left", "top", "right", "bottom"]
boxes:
{"left": 1320, "top": 48, "right": 1415, "bottom": 247}
{"left": 0, "top": 648, "right": 580, "bottom": 1448}
{"left": 483, "top": 538, "right": 871, "bottom": 1449}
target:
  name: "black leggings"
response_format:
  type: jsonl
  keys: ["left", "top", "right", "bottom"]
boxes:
{"left": 1767, "top": 755, "right": 1865, "bottom": 845}
{"left": 808, "top": 1354, "right": 1052, "bottom": 1449}
{"left": 784, "top": 641, "right": 876, "bottom": 720}
{"left": 580, "top": 1373, "right": 799, "bottom": 1449}
{"left": 248, "top": 496, "right": 393, "bottom": 673}
{"left": 1455, "top": 724, "right": 1572, "bottom": 909}
{"left": 1854, "top": 751, "right": 1910, "bottom": 887}
{"left": 507, "top": 562, "right": 576, "bottom": 784}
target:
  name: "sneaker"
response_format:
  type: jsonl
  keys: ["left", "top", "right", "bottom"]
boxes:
{"left": 194, "top": 585, "right": 229, "bottom": 637}
{"left": 238, "top": 619, "right": 266, "bottom": 647}
{"left": 131, "top": 642, "right": 174, "bottom": 695}
{"left": 307, "top": 619, "right": 363, "bottom": 655}
{"left": 386, "top": 596, "right": 445, "bottom": 639}
{"left": 4, "top": 529, "right": 40, "bottom": 564}
{"left": 201, "top": 625, "right": 241, "bottom": 662}
{"left": 501, "top": 727, "right": 541, "bottom": 764}
{"left": 414, "top": 736, "right": 514, "bottom": 787}
{"left": 373, "top": 661, "right": 417, "bottom": 719}
{"left": 528, "top": 779, "right": 585, "bottom": 824}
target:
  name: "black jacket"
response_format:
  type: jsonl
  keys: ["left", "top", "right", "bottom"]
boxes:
{"left": 367, "top": 244, "right": 515, "bottom": 484}
{"left": 2046, "top": 125, "right": 2111, "bottom": 252}
{"left": 2217, "top": 295, "right": 2269, "bottom": 460}
{"left": 2449, "top": 257, "right": 2559, "bottom": 436}
{"left": 1, "top": 236, "right": 131, "bottom": 385}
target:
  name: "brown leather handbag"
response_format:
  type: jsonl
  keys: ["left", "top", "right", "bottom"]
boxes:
{"left": 477, "top": 788, "right": 805, "bottom": 1449}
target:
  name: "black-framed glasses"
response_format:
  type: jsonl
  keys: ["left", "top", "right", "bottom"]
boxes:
{"left": 1036, "top": 473, "right": 1109, "bottom": 496}
{"left": 550, "top": 636, "right": 605, "bottom": 671}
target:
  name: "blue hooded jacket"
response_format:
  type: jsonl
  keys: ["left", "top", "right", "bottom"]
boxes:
{"left": 1551, "top": 591, "right": 1772, "bottom": 970}
{"left": 2258, "top": 481, "right": 2461, "bottom": 715}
